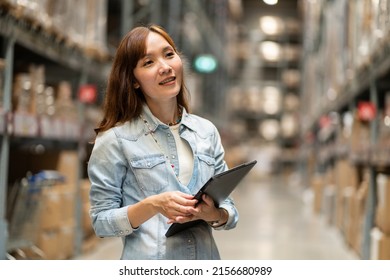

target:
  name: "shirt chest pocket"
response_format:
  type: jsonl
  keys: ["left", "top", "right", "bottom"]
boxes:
{"left": 130, "top": 155, "right": 168, "bottom": 193}
{"left": 197, "top": 154, "right": 216, "bottom": 186}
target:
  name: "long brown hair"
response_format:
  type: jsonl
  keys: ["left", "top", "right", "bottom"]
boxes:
{"left": 95, "top": 24, "right": 190, "bottom": 134}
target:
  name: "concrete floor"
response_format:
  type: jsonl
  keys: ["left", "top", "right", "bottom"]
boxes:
{"left": 75, "top": 174, "right": 358, "bottom": 260}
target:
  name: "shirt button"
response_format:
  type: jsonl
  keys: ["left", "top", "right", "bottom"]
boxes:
{"left": 147, "top": 162, "right": 151, "bottom": 167}
{"left": 167, "top": 133, "right": 171, "bottom": 137}
{"left": 172, "top": 155, "right": 176, "bottom": 159}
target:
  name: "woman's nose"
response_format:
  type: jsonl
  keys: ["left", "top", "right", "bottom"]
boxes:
{"left": 158, "top": 61, "right": 172, "bottom": 75}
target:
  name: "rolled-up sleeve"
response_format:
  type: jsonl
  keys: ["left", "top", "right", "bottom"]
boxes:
{"left": 214, "top": 198, "right": 239, "bottom": 230}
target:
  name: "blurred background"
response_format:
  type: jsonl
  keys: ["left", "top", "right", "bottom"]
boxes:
{"left": 1, "top": 0, "right": 390, "bottom": 260}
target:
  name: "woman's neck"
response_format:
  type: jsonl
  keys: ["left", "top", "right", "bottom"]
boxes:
{"left": 146, "top": 100, "right": 180, "bottom": 125}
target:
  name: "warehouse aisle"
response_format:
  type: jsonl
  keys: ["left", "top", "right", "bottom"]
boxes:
{"left": 75, "top": 173, "right": 358, "bottom": 260}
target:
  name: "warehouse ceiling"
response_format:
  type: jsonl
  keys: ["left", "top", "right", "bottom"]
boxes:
{"left": 104, "top": 0, "right": 303, "bottom": 121}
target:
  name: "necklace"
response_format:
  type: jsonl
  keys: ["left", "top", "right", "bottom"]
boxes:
{"left": 140, "top": 114, "right": 181, "bottom": 181}
{"left": 168, "top": 108, "right": 183, "bottom": 126}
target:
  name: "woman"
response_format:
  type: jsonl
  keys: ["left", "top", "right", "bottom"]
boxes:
{"left": 88, "top": 24, "right": 238, "bottom": 260}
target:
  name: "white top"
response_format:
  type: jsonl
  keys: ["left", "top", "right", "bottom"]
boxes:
{"left": 170, "top": 124, "right": 194, "bottom": 185}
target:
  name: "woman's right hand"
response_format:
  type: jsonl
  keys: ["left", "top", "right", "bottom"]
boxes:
{"left": 127, "top": 191, "right": 198, "bottom": 229}
{"left": 152, "top": 191, "right": 198, "bottom": 222}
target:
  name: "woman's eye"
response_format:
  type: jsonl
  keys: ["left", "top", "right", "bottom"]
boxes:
{"left": 143, "top": 60, "right": 153, "bottom": 66}
{"left": 166, "top": 52, "right": 175, "bottom": 58}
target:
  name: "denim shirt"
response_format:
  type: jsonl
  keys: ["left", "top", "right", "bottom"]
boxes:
{"left": 88, "top": 104, "right": 239, "bottom": 260}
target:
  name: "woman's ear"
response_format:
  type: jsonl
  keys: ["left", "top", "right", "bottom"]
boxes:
{"left": 133, "top": 80, "right": 140, "bottom": 89}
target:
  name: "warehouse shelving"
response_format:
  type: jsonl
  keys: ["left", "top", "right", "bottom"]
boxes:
{"left": 0, "top": 2, "right": 111, "bottom": 259}
{"left": 227, "top": 19, "right": 302, "bottom": 143}
{"left": 0, "top": 10, "right": 110, "bottom": 82}
{"left": 299, "top": 0, "right": 390, "bottom": 260}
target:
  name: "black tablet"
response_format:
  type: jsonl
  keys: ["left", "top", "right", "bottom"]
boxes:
{"left": 165, "top": 160, "right": 257, "bottom": 237}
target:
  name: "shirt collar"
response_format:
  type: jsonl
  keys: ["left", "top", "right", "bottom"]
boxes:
{"left": 141, "top": 103, "right": 197, "bottom": 133}
{"left": 141, "top": 104, "right": 159, "bottom": 132}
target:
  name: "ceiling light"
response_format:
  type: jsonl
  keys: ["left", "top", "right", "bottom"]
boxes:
{"left": 259, "top": 41, "right": 281, "bottom": 61}
{"left": 263, "top": 0, "right": 278, "bottom": 5}
{"left": 262, "top": 86, "right": 281, "bottom": 115}
{"left": 259, "top": 119, "right": 280, "bottom": 141}
{"left": 259, "top": 16, "right": 283, "bottom": 35}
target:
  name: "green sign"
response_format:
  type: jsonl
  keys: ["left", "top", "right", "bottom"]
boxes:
{"left": 194, "top": 55, "right": 217, "bottom": 73}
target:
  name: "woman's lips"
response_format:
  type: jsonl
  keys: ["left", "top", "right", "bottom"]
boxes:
{"left": 159, "top": 77, "right": 176, "bottom": 85}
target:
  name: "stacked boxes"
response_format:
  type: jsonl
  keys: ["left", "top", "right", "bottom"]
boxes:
{"left": 37, "top": 184, "right": 75, "bottom": 260}
{"left": 370, "top": 228, "right": 390, "bottom": 260}
{"left": 346, "top": 176, "right": 368, "bottom": 256}
{"left": 21, "top": 150, "right": 81, "bottom": 260}
{"left": 80, "top": 179, "right": 94, "bottom": 240}
{"left": 371, "top": 174, "right": 390, "bottom": 260}
{"left": 312, "top": 173, "right": 324, "bottom": 215}
{"left": 35, "top": 150, "right": 79, "bottom": 259}
{"left": 313, "top": 158, "right": 367, "bottom": 256}
{"left": 334, "top": 160, "right": 359, "bottom": 231}
{"left": 376, "top": 174, "right": 390, "bottom": 234}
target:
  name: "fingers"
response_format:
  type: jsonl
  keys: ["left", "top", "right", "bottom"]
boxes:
{"left": 186, "top": 194, "right": 218, "bottom": 221}
{"left": 157, "top": 191, "right": 198, "bottom": 222}
{"left": 167, "top": 214, "right": 195, "bottom": 224}
{"left": 171, "top": 192, "right": 197, "bottom": 213}
{"left": 173, "top": 203, "right": 193, "bottom": 216}
{"left": 175, "top": 192, "right": 198, "bottom": 206}
{"left": 201, "top": 194, "right": 215, "bottom": 207}
{"left": 165, "top": 193, "right": 222, "bottom": 225}
{"left": 167, "top": 204, "right": 195, "bottom": 224}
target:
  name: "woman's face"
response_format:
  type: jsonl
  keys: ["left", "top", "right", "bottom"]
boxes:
{"left": 133, "top": 32, "right": 183, "bottom": 105}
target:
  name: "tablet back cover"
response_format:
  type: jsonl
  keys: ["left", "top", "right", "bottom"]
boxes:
{"left": 165, "top": 160, "right": 257, "bottom": 237}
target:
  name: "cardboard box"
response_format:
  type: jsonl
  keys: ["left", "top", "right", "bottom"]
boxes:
{"left": 60, "top": 188, "right": 76, "bottom": 227}
{"left": 351, "top": 179, "right": 368, "bottom": 255}
{"left": 56, "top": 151, "right": 79, "bottom": 187}
{"left": 349, "top": 113, "right": 370, "bottom": 155}
{"left": 334, "top": 159, "right": 360, "bottom": 230}
{"left": 370, "top": 227, "right": 390, "bottom": 260}
{"left": 322, "top": 184, "right": 336, "bottom": 225}
{"left": 375, "top": 174, "right": 390, "bottom": 234}
{"left": 342, "top": 186, "right": 355, "bottom": 241}
{"left": 37, "top": 226, "right": 75, "bottom": 260}
{"left": 80, "top": 179, "right": 94, "bottom": 238}
{"left": 39, "top": 186, "right": 62, "bottom": 231}
{"left": 345, "top": 181, "right": 367, "bottom": 253}
{"left": 80, "top": 179, "right": 91, "bottom": 205}
{"left": 37, "top": 230, "right": 60, "bottom": 260}
{"left": 82, "top": 203, "right": 94, "bottom": 238}
{"left": 58, "top": 225, "right": 75, "bottom": 259}
{"left": 335, "top": 159, "right": 359, "bottom": 189}
{"left": 312, "top": 174, "right": 324, "bottom": 214}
